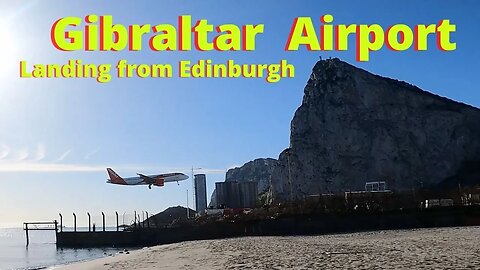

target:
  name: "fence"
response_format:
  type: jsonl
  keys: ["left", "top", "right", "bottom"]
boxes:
{"left": 57, "top": 211, "right": 152, "bottom": 232}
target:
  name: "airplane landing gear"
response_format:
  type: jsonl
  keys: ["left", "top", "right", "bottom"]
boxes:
{"left": 148, "top": 184, "right": 152, "bottom": 189}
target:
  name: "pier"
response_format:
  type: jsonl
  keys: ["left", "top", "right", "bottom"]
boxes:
{"left": 23, "top": 221, "right": 58, "bottom": 246}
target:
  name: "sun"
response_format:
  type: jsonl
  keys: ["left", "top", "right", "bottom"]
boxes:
{"left": 0, "top": 21, "right": 18, "bottom": 75}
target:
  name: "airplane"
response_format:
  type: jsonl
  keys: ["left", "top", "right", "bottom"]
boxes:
{"left": 106, "top": 168, "right": 189, "bottom": 189}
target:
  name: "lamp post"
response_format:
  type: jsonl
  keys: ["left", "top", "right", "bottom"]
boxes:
{"left": 186, "top": 189, "right": 189, "bottom": 219}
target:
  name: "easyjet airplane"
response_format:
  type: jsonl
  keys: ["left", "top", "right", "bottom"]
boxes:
{"left": 106, "top": 168, "right": 189, "bottom": 189}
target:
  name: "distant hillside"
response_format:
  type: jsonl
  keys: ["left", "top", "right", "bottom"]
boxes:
{"left": 143, "top": 206, "right": 196, "bottom": 228}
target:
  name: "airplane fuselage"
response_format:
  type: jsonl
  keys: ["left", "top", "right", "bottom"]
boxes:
{"left": 106, "top": 168, "right": 189, "bottom": 188}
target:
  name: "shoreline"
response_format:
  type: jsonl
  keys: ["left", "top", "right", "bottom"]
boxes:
{"left": 54, "top": 226, "right": 480, "bottom": 270}
{"left": 46, "top": 247, "right": 140, "bottom": 270}
{"left": 53, "top": 242, "right": 228, "bottom": 270}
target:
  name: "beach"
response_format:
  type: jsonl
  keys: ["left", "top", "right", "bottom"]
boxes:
{"left": 57, "top": 226, "right": 480, "bottom": 270}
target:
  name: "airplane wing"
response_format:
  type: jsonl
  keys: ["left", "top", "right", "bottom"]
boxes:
{"left": 137, "top": 173, "right": 156, "bottom": 184}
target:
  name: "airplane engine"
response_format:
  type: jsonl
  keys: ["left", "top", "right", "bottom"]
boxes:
{"left": 154, "top": 178, "right": 165, "bottom": 187}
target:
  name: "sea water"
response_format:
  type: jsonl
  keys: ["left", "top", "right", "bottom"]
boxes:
{"left": 0, "top": 228, "right": 123, "bottom": 270}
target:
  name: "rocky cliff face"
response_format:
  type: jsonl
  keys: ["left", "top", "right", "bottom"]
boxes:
{"left": 269, "top": 58, "right": 480, "bottom": 202}
{"left": 209, "top": 158, "right": 278, "bottom": 207}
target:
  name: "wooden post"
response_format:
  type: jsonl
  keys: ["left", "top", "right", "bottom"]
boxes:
{"left": 146, "top": 211, "right": 150, "bottom": 228}
{"left": 87, "top": 212, "right": 91, "bottom": 232}
{"left": 73, "top": 213, "right": 77, "bottom": 232}
{"left": 59, "top": 213, "right": 63, "bottom": 232}
{"left": 54, "top": 220, "right": 58, "bottom": 244}
{"left": 102, "top": 212, "right": 105, "bottom": 232}
{"left": 24, "top": 223, "right": 29, "bottom": 246}
{"left": 115, "top": 212, "right": 119, "bottom": 232}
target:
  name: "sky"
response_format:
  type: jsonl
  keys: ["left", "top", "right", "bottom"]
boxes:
{"left": 0, "top": 0, "right": 478, "bottom": 227}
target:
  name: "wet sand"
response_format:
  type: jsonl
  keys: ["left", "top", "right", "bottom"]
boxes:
{"left": 57, "top": 226, "right": 480, "bottom": 269}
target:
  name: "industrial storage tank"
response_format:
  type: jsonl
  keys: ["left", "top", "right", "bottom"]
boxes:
{"left": 215, "top": 182, "right": 238, "bottom": 208}
{"left": 215, "top": 181, "right": 257, "bottom": 209}
{"left": 239, "top": 181, "right": 257, "bottom": 208}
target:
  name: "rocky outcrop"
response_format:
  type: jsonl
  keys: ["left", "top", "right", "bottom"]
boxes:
{"left": 209, "top": 158, "right": 278, "bottom": 207}
{"left": 269, "top": 58, "right": 480, "bottom": 202}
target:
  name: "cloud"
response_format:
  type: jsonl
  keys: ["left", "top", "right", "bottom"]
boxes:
{"left": 197, "top": 168, "right": 226, "bottom": 174}
{"left": 163, "top": 167, "right": 226, "bottom": 175}
{"left": 85, "top": 147, "right": 100, "bottom": 160}
{"left": 0, "top": 145, "right": 9, "bottom": 160}
{"left": 0, "top": 162, "right": 227, "bottom": 174}
{"left": 0, "top": 145, "right": 226, "bottom": 174}
{"left": 0, "top": 162, "right": 105, "bottom": 172}
{"left": 13, "top": 148, "right": 29, "bottom": 161}
{"left": 31, "top": 143, "right": 46, "bottom": 161}
{"left": 54, "top": 150, "right": 72, "bottom": 162}
{"left": 2, "top": 143, "right": 46, "bottom": 162}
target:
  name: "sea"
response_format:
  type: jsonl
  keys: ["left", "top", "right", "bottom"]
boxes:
{"left": 0, "top": 227, "right": 124, "bottom": 270}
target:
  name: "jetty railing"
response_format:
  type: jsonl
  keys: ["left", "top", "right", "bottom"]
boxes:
{"left": 56, "top": 210, "right": 152, "bottom": 232}
{"left": 24, "top": 210, "right": 151, "bottom": 246}
{"left": 23, "top": 221, "right": 58, "bottom": 246}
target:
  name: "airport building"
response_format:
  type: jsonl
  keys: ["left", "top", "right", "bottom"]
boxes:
{"left": 194, "top": 174, "right": 207, "bottom": 213}
{"left": 215, "top": 181, "right": 258, "bottom": 209}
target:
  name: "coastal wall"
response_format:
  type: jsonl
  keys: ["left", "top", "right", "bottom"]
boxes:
{"left": 56, "top": 206, "right": 480, "bottom": 247}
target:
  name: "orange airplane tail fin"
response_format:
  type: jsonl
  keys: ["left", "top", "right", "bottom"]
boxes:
{"left": 107, "top": 168, "right": 127, "bottom": 185}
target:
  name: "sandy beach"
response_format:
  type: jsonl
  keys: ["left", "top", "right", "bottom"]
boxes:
{"left": 57, "top": 226, "right": 480, "bottom": 270}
